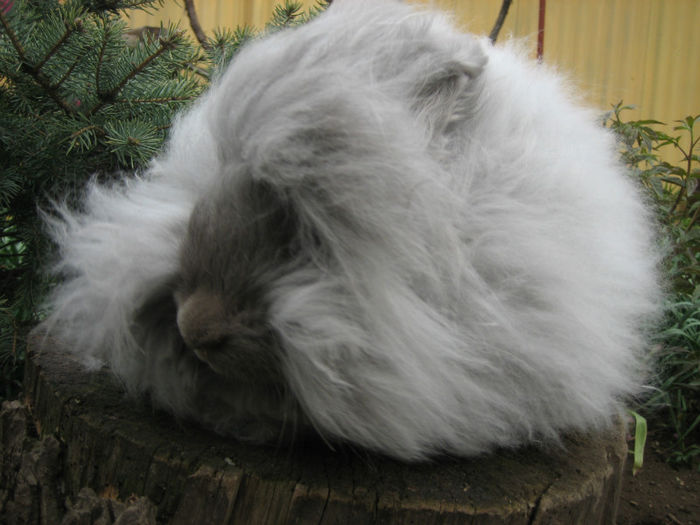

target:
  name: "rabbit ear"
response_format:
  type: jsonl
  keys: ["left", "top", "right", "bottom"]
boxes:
{"left": 412, "top": 54, "right": 487, "bottom": 137}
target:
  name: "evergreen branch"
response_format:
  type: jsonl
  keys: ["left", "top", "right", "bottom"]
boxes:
{"left": 268, "top": 2, "right": 303, "bottom": 30}
{"left": 115, "top": 95, "right": 196, "bottom": 104}
{"left": 90, "top": 38, "right": 174, "bottom": 115}
{"left": 69, "top": 125, "right": 104, "bottom": 140}
{"left": 184, "top": 0, "right": 210, "bottom": 50}
{"left": 186, "top": 63, "right": 209, "bottom": 79}
{"left": 51, "top": 51, "right": 84, "bottom": 90}
{"left": 279, "top": 5, "right": 301, "bottom": 26}
{"left": 36, "top": 20, "right": 80, "bottom": 72}
{"left": 66, "top": 124, "right": 104, "bottom": 153}
{"left": 22, "top": 66, "right": 75, "bottom": 114}
{"left": 0, "top": 8, "right": 27, "bottom": 63}
{"left": 0, "top": 9, "right": 75, "bottom": 114}
{"left": 95, "top": 19, "right": 109, "bottom": 98}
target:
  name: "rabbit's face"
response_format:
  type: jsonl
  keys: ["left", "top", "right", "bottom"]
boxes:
{"left": 174, "top": 178, "right": 299, "bottom": 385}
{"left": 175, "top": 288, "right": 279, "bottom": 382}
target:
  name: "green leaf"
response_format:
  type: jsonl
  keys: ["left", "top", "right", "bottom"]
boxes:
{"left": 659, "top": 176, "right": 685, "bottom": 187}
{"left": 634, "top": 119, "right": 666, "bottom": 126}
{"left": 628, "top": 410, "right": 647, "bottom": 476}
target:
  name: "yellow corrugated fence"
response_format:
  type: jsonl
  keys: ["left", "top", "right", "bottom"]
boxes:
{"left": 124, "top": 0, "right": 699, "bottom": 127}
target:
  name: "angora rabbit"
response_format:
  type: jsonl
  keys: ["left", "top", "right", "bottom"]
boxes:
{"left": 41, "top": 0, "right": 661, "bottom": 460}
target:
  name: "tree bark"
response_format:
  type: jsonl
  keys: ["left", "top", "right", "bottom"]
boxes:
{"left": 13, "top": 341, "right": 628, "bottom": 524}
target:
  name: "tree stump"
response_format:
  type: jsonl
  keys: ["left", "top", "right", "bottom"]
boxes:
{"left": 17, "top": 343, "right": 628, "bottom": 524}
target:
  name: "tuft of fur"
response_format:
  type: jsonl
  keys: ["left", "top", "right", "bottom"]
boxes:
{"left": 39, "top": 0, "right": 662, "bottom": 460}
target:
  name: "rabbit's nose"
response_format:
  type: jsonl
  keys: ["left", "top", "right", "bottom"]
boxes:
{"left": 176, "top": 290, "right": 229, "bottom": 352}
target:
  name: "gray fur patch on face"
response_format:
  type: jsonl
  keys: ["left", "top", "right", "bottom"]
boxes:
{"left": 176, "top": 178, "right": 300, "bottom": 384}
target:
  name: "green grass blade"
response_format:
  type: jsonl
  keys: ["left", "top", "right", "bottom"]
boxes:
{"left": 628, "top": 410, "right": 648, "bottom": 476}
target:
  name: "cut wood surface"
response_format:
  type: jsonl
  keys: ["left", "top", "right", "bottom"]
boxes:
{"left": 17, "top": 343, "right": 628, "bottom": 524}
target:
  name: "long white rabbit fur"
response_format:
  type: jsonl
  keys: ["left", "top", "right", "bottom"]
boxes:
{"left": 41, "top": 0, "right": 661, "bottom": 460}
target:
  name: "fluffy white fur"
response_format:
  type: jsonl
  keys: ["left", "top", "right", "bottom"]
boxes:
{"left": 40, "top": 0, "right": 661, "bottom": 460}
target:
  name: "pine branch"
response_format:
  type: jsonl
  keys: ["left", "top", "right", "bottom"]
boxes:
{"left": 35, "top": 19, "right": 80, "bottom": 71}
{"left": 52, "top": 51, "right": 84, "bottom": 90}
{"left": 186, "top": 63, "right": 209, "bottom": 79}
{"left": 269, "top": 1, "right": 303, "bottom": 29}
{"left": 20, "top": 66, "right": 74, "bottom": 113}
{"left": 0, "top": 9, "right": 75, "bottom": 114}
{"left": 69, "top": 125, "right": 104, "bottom": 141}
{"left": 115, "top": 95, "right": 196, "bottom": 104}
{"left": 94, "top": 19, "right": 109, "bottom": 99}
{"left": 90, "top": 36, "right": 176, "bottom": 116}
{"left": 0, "top": 7, "right": 25, "bottom": 61}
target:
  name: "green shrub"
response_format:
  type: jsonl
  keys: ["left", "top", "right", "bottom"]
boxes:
{"left": 0, "top": 0, "right": 204, "bottom": 401}
{"left": 606, "top": 103, "right": 700, "bottom": 468}
{"left": 650, "top": 299, "right": 700, "bottom": 467}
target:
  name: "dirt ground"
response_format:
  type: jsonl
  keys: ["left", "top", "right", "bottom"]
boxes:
{"left": 617, "top": 432, "right": 700, "bottom": 525}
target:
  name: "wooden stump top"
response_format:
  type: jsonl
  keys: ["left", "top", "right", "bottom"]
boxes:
{"left": 22, "top": 344, "right": 627, "bottom": 524}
